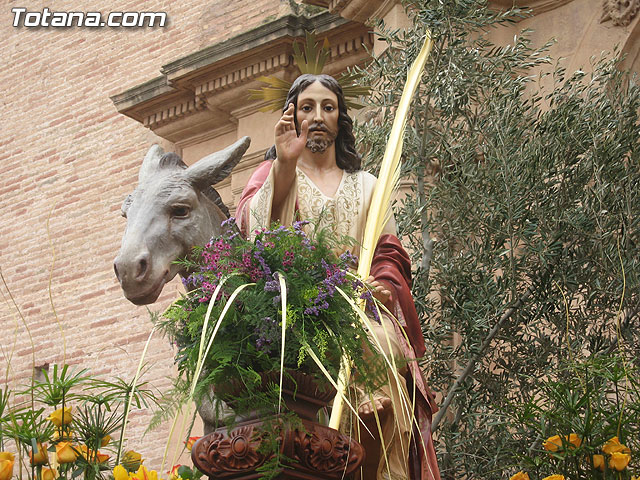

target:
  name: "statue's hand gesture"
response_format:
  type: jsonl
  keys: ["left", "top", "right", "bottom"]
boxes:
{"left": 275, "top": 103, "right": 308, "bottom": 165}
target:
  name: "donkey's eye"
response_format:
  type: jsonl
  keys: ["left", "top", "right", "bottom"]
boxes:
{"left": 170, "top": 205, "right": 191, "bottom": 218}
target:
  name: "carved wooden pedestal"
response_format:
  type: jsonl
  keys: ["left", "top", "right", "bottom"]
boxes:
{"left": 191, "top": 417, "right": 365, "bottom": 479}
{"left": 191, "top": 372, "right": 365, "bottom": 479}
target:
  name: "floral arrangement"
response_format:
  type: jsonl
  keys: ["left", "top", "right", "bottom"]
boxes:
{"left": 510, "top": 434, "right": 636, "bottom": 480}
{"left": 157, "top": 219, "right": 383, "bottom": 417}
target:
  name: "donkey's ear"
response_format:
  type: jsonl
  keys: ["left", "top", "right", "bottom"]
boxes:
{"left": 138, "top": 144, "right": 165, "bottom": 183}
{"left": 185, "top": 136, "right": 250, "bottom": 188}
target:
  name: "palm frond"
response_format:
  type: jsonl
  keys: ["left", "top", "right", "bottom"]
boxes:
{"left": 293, "top": 32, "right": 330, "bottom": 75}
{"left": 339, "top": 71, "right": 371, "bottom": 106}
{"left": 329, "top": 30, "right": 434, "bottom": 429}
{"left": 358, "top": 31, "right": 433, "bottom": 279}
{"left": 248, "top": 76, "right": 291, "bottom": 112}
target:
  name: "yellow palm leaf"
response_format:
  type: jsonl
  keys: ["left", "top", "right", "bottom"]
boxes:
{"left": 358, "top": 32, "right": 433, "bottom": 279}
{"left": 329, "top": 30, "right": 433, "bottom": 429}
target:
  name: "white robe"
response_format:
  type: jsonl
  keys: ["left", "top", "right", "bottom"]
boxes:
{"left": 246, "top": 167, "right": 396, "bottom": 256}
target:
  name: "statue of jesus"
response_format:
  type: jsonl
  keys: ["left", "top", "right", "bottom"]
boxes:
{"left": 237, "top": 73, "right": 441, "bottom": 480}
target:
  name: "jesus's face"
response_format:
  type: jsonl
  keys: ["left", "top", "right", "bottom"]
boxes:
{"left": 296, "top": 81, "right": 339, "bottom": 154}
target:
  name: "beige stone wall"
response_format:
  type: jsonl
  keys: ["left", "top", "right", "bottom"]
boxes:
{"left": 487, "top": 0, "right": 640, "bottom": 91}
{"left": 331, "top": 0, "right": 640, "bottom": 79}
{"left": 0, "top": 0, "right": 284, "bottom": 470}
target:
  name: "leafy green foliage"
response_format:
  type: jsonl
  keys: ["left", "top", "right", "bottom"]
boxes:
{"left": 2, "top": 407, "right": 54, "bottom": 446}
{"left": 0, "top": 366, "right": 157, "bottom": 480}
{"left": 156, "top": 220, "right": 384, "bottom": 418}
{"left": 508, "top": 355, "right": 640, "bottom": 479}
{"left": 25, "top": 365, "right": 89, "bottom": 406}
{"left": 355, "top": 0, "right": 640, "bottom": 478}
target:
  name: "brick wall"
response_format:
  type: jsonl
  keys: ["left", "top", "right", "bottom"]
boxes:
{"left": 0, "top": 0, "right": 282, "bottom": 470}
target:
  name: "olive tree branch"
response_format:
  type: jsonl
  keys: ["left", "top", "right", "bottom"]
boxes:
{"left": 418, "top": 174, "right": 433, "bottom": 275}
{"left": 417, "top": 101, "right": 434, "bottom": 277}
{"left": 604, "top": 305, "right": 640, "bottom": 355}
{"left": 432, "top": 279, "right": 538, "bottom": 431}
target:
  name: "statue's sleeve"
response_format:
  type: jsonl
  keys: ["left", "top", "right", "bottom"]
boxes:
{"left": 236, "top": 160, "right": 297, "bottom": 236}
{"left": 372, "top": 234, "right": 440, "bottom": 479}
{"left": 370, "top": 234, "right": 438, "bottom": 412}
{"left": 370, "top": 234, "right": 425, "bottom": 357}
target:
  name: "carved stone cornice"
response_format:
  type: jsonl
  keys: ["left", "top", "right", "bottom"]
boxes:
{"left": 488, "top": 0, "right": 576, "bottom": 15}
{"left": 601, "top": 0, "right": 640, "bottom": 26}
{"left": 111, "top": 12, "right": 373, "bottom": 143}
{"left": 302, "top": 0, "right": 396, "bottom": 23}
{"left": 302, "top": 0, "right": 577, "bottom": 25}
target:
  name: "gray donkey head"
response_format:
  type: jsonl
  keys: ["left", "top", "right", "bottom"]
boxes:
{"left": 114, "top": 136, "right": 251, "bottom": 305}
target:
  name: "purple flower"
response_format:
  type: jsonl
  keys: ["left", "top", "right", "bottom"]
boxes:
{"left": 264, "top": 278, "right": 280, "bottom": 292}
{"left": 255, "top": 316, "right": 278, "bottom": 352}
{"left": 304, "top": 305, "right": 321, "bottom": 316}
{"left": 292, "top": 220, "right": 310, "bottom": 232}
{"left": 339, "top": 250, "right": 358, "bottom": 266}
{"left": 360, "top": 288, "right": 381, "bottom": 324}
{"left": 253, "top": 240, "right": 272, "bottom": 277}
{"left": 221, "top": 217, "right": 236, "bottom": 228}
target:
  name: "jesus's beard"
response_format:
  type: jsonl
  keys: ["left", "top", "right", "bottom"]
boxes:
{"left": 305, "top": 124, "right": 337, "bottom": 153}
{"left": 306, "top": 137, "right": 335, "bottom": 153}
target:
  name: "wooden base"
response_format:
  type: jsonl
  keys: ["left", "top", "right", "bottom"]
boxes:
{"left": 191, "top": 416, "right": 365, "bottom": 479}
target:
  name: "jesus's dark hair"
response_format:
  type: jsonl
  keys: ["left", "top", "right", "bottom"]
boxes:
{"left": 264, "top": 74, "right": 362, "bottom": 172}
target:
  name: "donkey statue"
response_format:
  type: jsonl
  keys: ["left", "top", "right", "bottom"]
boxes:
{"left": 114, "top": 136, "right": 250, "bottom": 433}
{"left": 114, "top": 136, "right": 250, "bottom": 305}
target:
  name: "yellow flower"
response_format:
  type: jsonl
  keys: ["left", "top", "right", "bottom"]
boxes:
{"left": 77, "top": 445, "right": 109, "bottom": 463}
{"left": 543, "top": 435, "right": 562, "bottom": 453}
{"left": 42, "top": 467, "right": 58, "bottom": 480}
{"left": 100, "top": 435, "right": 111, "bottom": 447}
{"left": 168, "top": 465, "right": 187, "bottom": 480}
{"left": 567, "top": 433, "right": 582, "bottom": 449}
{"left": 30, "top": 443, "right": 48, "bottom": 465}
{"left": 95, "top": 451, "right": 110, "bottom": 463}
{"left": 543, "top": 434, "right": 581, "bottom": 453}
{"left": 541, "top": 476, "right": 565, "bottom": 480}
{"left": 609, "top": 452, "right": 631, "bottom": 471}
{"left": 509, "top": 472, "right": 530, "bottom": 480}
{"left": 0, "top": 455, "right": 14, "bottom": 480}
{"left": 56, "top": 442, "right": 78, "bottom": 464}
{"left": 592, "top": 454, "right": 605, "bottom": 471}
{"left": 114, "top": 465, "right": 130, "bottom": 480}
{"left": 131, "top": 465, "right": 160, "bottom": 480}
{"left": 603, "top": 436, "right": 631, "bottom": 455}
{"left": 52, "top": 428, "right": 73, "bottom": 442}
{"left": 47, "top": 406, "right": 73, "bottom": 427}
{"left": 184, "top": 437, "right": 200, "bottom": 452}
{"left": 122, "top": 450, "right": 143, "bottom": 471}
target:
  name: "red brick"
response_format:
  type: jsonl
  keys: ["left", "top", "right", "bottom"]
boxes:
{"left": 0, "top": 0, "right": 282, "bottom": 470}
